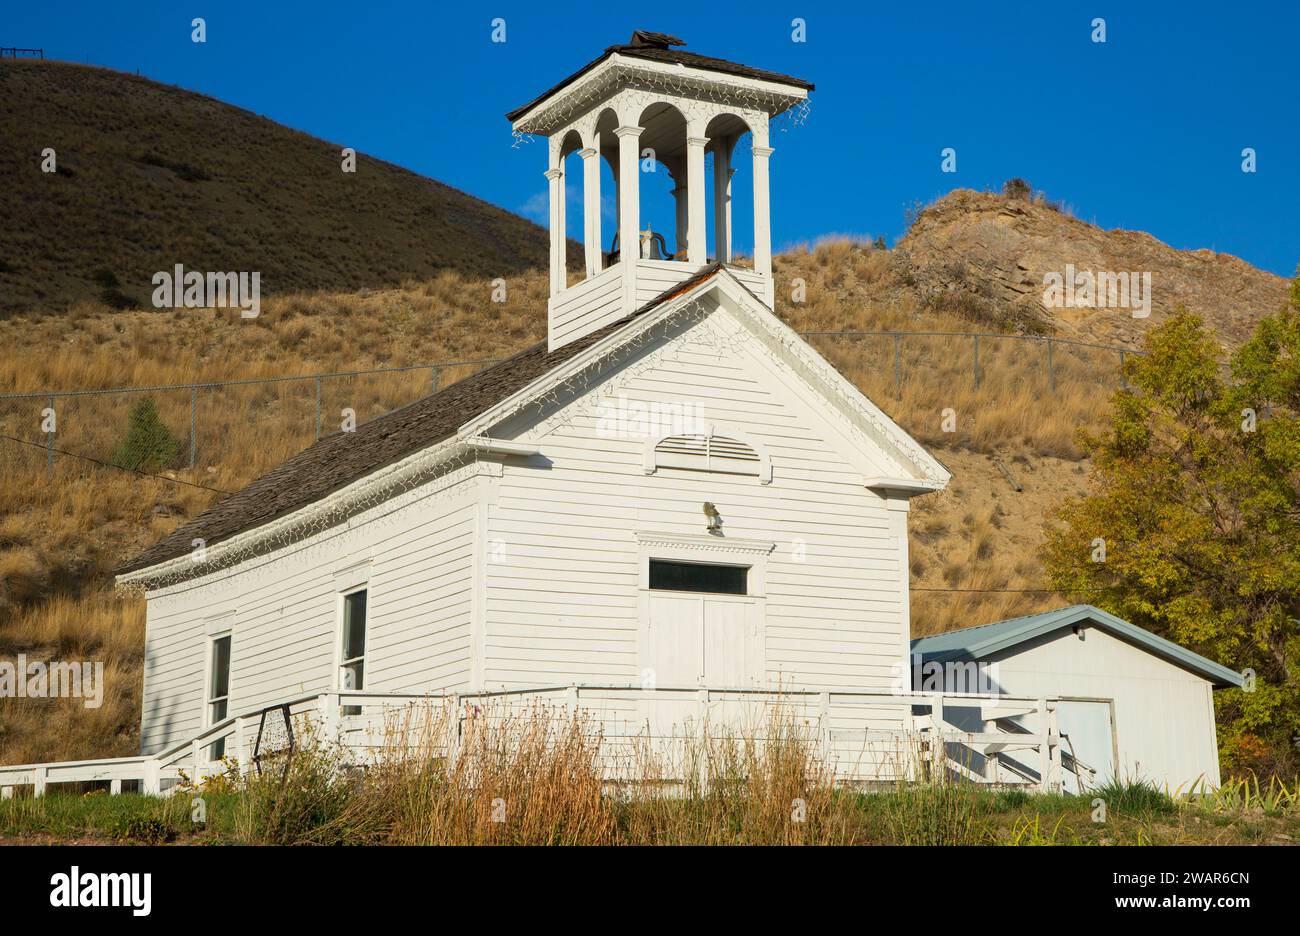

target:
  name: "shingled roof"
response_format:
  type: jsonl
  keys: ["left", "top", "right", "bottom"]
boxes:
{"left": 116, "top": 264, "right": 727, "bottom": 577}
{"left": 505, "top": 32, "right": 814, "bottom": 123}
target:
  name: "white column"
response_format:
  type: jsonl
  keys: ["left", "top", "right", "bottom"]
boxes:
{"left": 545, "top": 164, "right": 564, "bottom": 297}
{"left": 580, "top": 147, "right": 601, "bottom": 277}
{"left": 752, "top": 143, "right": 774, "bottom": 293}
{"left": 713, "top": 138, "right": 733, "bottom": 263}
{"left": 615, "top": 125, "right": 642, "bottom": 305}
{"left": 557, "top": 162, "right": 566, "bottom": 280}
{"left": 671, "top": 168, "right": 687, "bottom": 259}
{"left": 686, "top": 134, "right": 709, "bottom": 265}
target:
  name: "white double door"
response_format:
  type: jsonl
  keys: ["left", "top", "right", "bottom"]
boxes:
{"left": 645, "top": 592, "right": 762, "bottom": 738}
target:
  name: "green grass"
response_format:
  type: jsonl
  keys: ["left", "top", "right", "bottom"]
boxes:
{"left": 0, "top": 789, "right": 242, "bottom": 843}
{"left": 2, "top": 782, "right": 1294, "bottom": 846}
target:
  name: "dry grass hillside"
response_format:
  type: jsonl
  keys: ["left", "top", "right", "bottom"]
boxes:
{"left": 0, "top": 60, "right": 563, "bottom": 315}
{"left": 0, "top": 186, "right": 1286, "bottom": 764}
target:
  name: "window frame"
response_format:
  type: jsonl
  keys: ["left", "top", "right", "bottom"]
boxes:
{"left": 203, "top": 628, "right": 233, "bottom": 761}
{"left": 337, "top": 586, "right": 370, "bottom": 698}
{"left": 648, "top": 558, "right": 749, "bottom": 596}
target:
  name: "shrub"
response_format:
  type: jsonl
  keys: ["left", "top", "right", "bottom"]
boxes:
{"left": 107, "top": 814, "right": 175, "bottom": 844}
{"left": 1094, "top": 779, "right": 1176, "bottom": 816}
{"left": 1002, "top": 177, "right": 1032, "bottom": 200}
{"left": 110, "top": 397, "right": 183, "bottom": 471}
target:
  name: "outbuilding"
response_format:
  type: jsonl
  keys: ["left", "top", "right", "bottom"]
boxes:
{"left": 911, "top": 605, "right": 1243, "bottom": 792}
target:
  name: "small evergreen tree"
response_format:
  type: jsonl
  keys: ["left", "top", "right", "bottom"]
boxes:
{"left": 112, "top": 397, "right": 183, "bottom": 472}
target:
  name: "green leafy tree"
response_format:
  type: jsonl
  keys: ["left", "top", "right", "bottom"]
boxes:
{"left": 112, "top": 396, "right": 184, "bottom": 472}
{"left": 1043, "top": 276, "right": 1300, "bottom": 778}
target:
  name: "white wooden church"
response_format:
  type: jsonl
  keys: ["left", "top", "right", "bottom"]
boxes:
{"left": 1, "top": 32, "right": 1241, "bottom": 799}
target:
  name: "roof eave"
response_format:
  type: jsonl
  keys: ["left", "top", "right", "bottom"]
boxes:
{"left": 508, "top": 52, "right": 811, "bottom": 133}
{"left": 914, "top": 606, "right": 1245, "bottom": 689}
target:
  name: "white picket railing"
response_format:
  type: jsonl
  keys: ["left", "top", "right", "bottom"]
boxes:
{"left": 0, "top": 685, "right": 1072, "bottom": 798}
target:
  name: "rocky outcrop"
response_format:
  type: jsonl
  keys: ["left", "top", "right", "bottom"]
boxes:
{"left": 891, "top": 189, "right": 1289, "bottom": 349}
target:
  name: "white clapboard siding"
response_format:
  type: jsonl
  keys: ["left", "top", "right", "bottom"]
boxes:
{"left": 548, "top": 264, "right": 624, "bottom": 349}
{"left": 482, "top": 316, "right": 909, "bottom": 692}
{"left": 138, "top": 481, "right": 478, "bottom": 754}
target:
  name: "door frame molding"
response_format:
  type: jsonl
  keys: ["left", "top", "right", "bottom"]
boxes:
{"left": 634, "top": 531, "right": 774, "bottom": 698}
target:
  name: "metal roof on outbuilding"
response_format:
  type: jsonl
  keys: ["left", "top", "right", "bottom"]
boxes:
{"left": 910, "top": 604, "right": 1244, "bottom": 688}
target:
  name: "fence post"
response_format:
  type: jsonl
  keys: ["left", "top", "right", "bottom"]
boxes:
{"left": 320, "top": 692, "right": 340, "bottom": 744}
{"left": 892, "top": 334, "right": 901, "bottom": 400}
{"left": 432, "top": 366, "right": 441, "bottom": 394}
{"left": 972, "top": 336, "right": 980, "bottom": 390}
{"left": 1037, "top": 697, "right": 1050, "bottom": 792}
{"left": 447, "top": 693, "right": 461, "bottom": 771}
{"left": 235, "top": 716, "right": 248, "bottom": 774}
{"left": 929, "top": 693, "right": 945, "bottom": 782}
{"left": 46, "top": 394, "right": 55, "bottom": 478}
{"left": 189, "top": 386, "right": 197, "bottom": 469}
{"left": 315, "top": 377, "right": 323, "bottom": 440}
{"left": 1119, "top": 350, "right": 1127, "bottom": 390}
{"left": 1045, "top": 338, "right": 1055, "bottom": 393}
{"left": 143, "top": 760, "right": 161, "bottom": 795}
{"left": 819, "top": 691, "right": 831, "bottom": 768}
{"left": 34, "top": 766, "right": 47, "bottom": 798}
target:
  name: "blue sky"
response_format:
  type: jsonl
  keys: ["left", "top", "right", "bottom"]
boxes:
{"left": 7, "top": 1, "right": 1298, "bottom": 275}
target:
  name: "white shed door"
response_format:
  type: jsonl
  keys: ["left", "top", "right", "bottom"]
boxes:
{"left": 1056, "top": 700, "right": 1116, "bottom": 793}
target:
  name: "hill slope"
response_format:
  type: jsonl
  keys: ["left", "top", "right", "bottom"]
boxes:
{"left": 890, "top": 189, "right": 1289, "bottom": 348}
{"left": 0, "top": 60, "right": 554, "bottom": 315}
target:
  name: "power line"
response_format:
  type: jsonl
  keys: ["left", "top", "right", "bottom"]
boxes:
{"left": 913, "top": 586, "right": 1059, "bottom": 594}
{"left": 0, "top": 434, "right": 234, "bottom": 494}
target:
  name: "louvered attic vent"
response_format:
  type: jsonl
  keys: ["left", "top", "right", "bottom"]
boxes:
{"left": 646, "top": 432, "right": 771, "bottom": 483}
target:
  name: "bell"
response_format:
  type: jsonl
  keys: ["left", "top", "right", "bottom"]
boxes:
{"left": 639, "top": 228, "right": 674, "bottom": 261}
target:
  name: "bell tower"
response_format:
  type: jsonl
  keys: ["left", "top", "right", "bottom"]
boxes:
{"left": 507, "top": 31, "right": 812, "bottom": 350}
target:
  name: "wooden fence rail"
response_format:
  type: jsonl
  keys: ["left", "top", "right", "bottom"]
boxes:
{"left": 0, "top": 685, "right": 1074, "bottom": 798}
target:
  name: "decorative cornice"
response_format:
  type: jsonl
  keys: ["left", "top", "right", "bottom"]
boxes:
{"left": 634, "top": 531, "right": 775, "bottom": 556}
{"left": 514, "top": 57, "right": 803, "bottom": 138}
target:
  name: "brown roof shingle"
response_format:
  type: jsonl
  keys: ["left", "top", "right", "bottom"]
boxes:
{"left": 117, "top": 264, "right": 726, "bottom": 577}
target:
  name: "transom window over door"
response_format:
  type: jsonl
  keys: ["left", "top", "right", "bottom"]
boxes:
{"left": 340, "top": 590, "right": 367, "bottom": 714}
{"left": 207, "top": 634, "right": 231, "bottom": 760}
{"left": 649, "top": 559, "right": 747, "bottom": 595}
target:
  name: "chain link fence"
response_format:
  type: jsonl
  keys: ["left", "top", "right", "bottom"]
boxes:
{"left": 0, "top": 334, "right": 1139, "bottom": 484}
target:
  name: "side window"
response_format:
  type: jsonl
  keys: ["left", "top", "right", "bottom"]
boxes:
{"left": 207, "top": 634, "right": 232, "bottom": 760}
{"left": 340, "top": 590, "right": 368, "bottom": 714}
